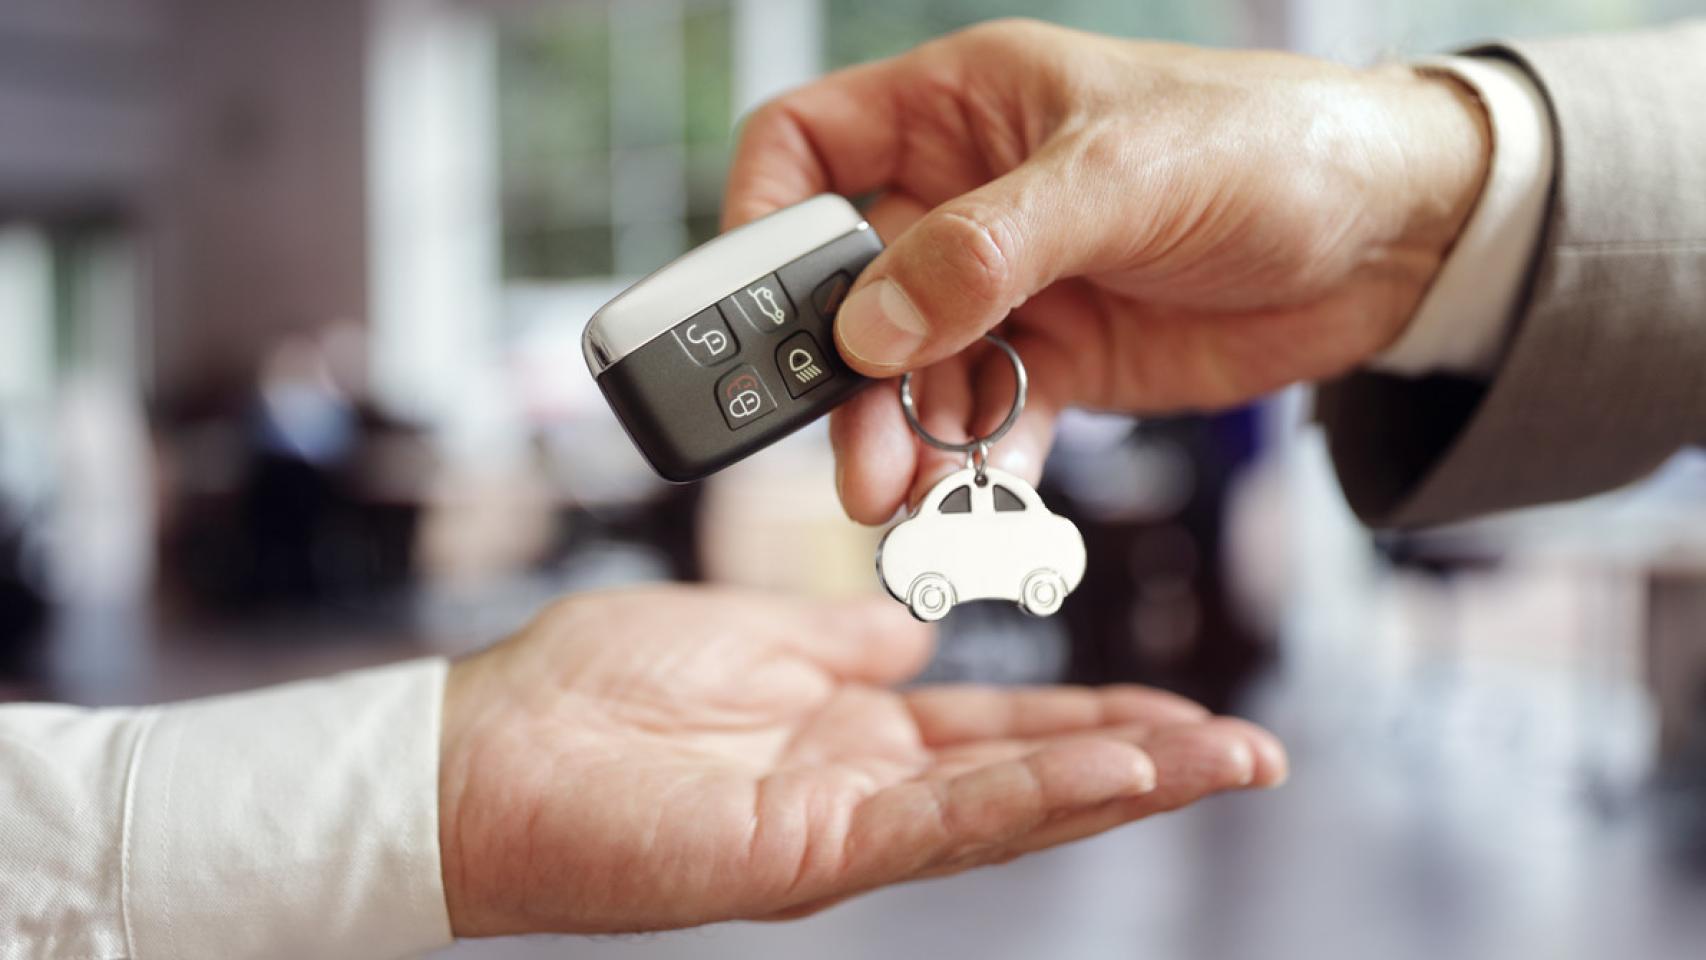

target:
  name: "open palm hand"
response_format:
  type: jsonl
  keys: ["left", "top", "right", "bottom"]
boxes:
{"left": 438, "top": 586, "right": 1285, "bottom": 936}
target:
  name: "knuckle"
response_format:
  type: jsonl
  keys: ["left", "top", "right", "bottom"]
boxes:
{"left": 1073, "top": 120, "right": 1138, "bottom": 177}
{"left": 1008, "top": 753, "right": 1051, "bottom": 826}
{"left": 925, "top": 206, "right": 1019, "bottom": 309}
{"left": 959, "top": 17, "right": 1049, "bottom": 51}
{"left": 741, "top": 95, "right": 797, "bottom": 141}
{"left": 923, "top": 777, "right": 959, "bottom": 847}
{"left": 919, "top": 18, "right": 1049, "bottom": 74}
{"left": 907, "top": 58, "right": 967, "bottom": 111}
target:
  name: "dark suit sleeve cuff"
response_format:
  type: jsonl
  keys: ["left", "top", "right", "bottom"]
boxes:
{"left": 1320, "top": 27, "right": 1706, "bottom": 528}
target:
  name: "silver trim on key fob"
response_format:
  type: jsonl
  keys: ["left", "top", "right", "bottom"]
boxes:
{"left": 582, "top": 194, "right": 870, "bottom": 375}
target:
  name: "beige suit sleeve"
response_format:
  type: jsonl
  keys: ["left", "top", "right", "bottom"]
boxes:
{"left": 1317, "top": 22, "right": 1706, "bottom": 528}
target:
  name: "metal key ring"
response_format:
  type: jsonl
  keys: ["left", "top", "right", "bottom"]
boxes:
{"left": 899, "top": 334, "right": 1028, "bottom": 455}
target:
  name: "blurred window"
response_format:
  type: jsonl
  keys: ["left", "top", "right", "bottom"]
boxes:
{"left": 993, "top": 485, "right": 1026, "bottom": 512}
{"left": 495, "top": 1, "right": 733, "bottom": 282}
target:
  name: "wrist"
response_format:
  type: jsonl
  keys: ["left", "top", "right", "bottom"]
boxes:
{"left": 1369, "top": 62, "right": 1494, "bottom": 265}
{"left": 1367, "top": 55, "right": 1554, "bottom": 377}
{"left": 439, "top": 653, "right": 498, "bottom": 937}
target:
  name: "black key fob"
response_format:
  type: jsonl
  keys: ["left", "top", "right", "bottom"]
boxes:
{"left": 583, "top": 195, "right": 882, "bottom": 482}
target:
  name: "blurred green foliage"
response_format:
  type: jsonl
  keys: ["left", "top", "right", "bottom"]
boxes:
{"left": 497, "top": 3, "right": 732, "bottom": 280}
{"left": 498, "top": 4, "right": 615, "bottom": 279}
{"left": 685, "top": 5, "right": 735, "bottom": 249}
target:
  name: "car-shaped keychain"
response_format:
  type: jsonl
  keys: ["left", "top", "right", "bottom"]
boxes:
{"left": 875, "top": 335, "right": 1087, "bottom": 622}
{"left": 877, "top": 465, "right": 1087, "bottom": 621}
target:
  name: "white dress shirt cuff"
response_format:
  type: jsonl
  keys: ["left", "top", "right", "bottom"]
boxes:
{"left": 1, "top": 702, "right": 149, "bottom": 958}
{"left": 1369, "top": 54, "right": 1555, "bottom": 378}
{"left": 125, "top": 658, "right": 454, "bottom": 960}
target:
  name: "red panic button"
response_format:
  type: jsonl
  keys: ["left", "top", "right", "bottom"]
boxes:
{"left": 715, "top": 364, "right": 776, "bottom": 430}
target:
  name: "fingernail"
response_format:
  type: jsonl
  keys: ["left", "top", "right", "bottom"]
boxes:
{"left": 1131, "top": 754, "right": 1158, "bottom": 794}
{"left": 837, "top": 279, "right": 928, "bottom": 369}
{"left": 1254, "top": 739, "right": 1290, "bottom": 789}
{"left": 1229, "top": 742, "right": 1256, "bottom": 788}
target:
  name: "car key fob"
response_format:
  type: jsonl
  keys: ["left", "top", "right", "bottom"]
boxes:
{"left": 583, "top": 194, "right": 882, "bottom": 482}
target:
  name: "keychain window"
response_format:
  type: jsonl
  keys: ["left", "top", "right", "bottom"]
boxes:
{"left": 939, "top": 486, "right": 973, "bottom": 514}
{"left": 992, "top": 486, "right": 1026, "bottom": 512}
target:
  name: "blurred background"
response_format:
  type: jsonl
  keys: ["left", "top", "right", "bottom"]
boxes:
{"left": 4, "top": 0, "right": 1706, "bottom": 957}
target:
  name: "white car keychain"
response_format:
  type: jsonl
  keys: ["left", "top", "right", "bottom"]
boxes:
{"left": 877, "top": 336, "right": 1087, "bottom": 621}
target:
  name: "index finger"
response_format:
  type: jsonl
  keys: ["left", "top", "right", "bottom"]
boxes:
{"left": 722, "top": 56, "right": 906, "bottom": 229}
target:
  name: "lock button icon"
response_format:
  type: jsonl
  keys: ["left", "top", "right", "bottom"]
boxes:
{"left": 776, "top": 332, "right": 830, "bottom": 398}
{"left": 714, "top": 364, "right": 776, "bottom": 430}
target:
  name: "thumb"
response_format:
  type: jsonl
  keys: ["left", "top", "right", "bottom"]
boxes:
{"left": 833, "top": 152, "right": 1106, "bottom": 376}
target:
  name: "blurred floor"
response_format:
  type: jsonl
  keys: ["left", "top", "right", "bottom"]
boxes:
{"left": 433, "top": 765, "right": 1706, "bottom": 960}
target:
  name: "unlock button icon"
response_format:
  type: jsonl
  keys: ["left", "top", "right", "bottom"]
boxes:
{"left": 776, "top": 331, "right": 830, "bottom": 398}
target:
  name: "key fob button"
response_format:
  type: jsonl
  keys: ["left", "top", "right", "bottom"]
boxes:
{"left": 671, "top": 306, "right": 738, "bottom": 367}
{"left": 715, "top": 364, "right": 777, "bottom": 430}
{"left": 811, "top": 271, "right": 852, "bottom": 318}
{"left": 720, "top": 273, "right": 797, "bottom": 335}
{"left": 776, "top": 331, "right": 832, "bottom": 398}
{"left": 584, "top": 196, "right": 885, "bottom": 482}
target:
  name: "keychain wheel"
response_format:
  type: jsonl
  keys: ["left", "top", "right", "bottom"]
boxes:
{"left": 1018, "top": 569, "right": 1068, "bottom": 617}
{"left": 906, "top": 573, "right": 956, "bottom": 622}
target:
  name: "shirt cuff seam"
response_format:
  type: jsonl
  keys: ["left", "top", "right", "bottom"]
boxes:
{"left": 118, "top": 707, "right": 164, "bottom": 960}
